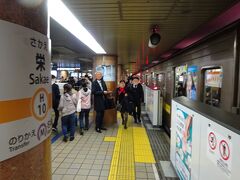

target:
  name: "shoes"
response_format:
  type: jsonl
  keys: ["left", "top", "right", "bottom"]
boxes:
{"left": 52, "top": 127, "right": 57, "bottom": 132}
{"left": 80, "top": 129, "right": 84, "bottom": 135}
{"left": 84, "top": 127, "right": 89, "bottom": 131}
{"left": 96, "top": 128, "right": 102, "bottom": 133}
{"left": 138, "top": 119, "right": 141, "bottom": 123}
{"left": 101, "top": 127, "right": 107, "bottom": 130}
{"left": 70, "top": 137, "right": 75, "bottom": 141}
{"left": 124, "top": 125, "right": 127, "bottom": 129}
{"left": 63, "top": 136, "right": 68, "bottom": 142}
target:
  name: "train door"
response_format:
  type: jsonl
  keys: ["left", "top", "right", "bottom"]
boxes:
{"left": 203, "top": 67, "right": 223, "bottom": 107}
{"left": 163, "top": 70, "right": 174, "bottom": 135}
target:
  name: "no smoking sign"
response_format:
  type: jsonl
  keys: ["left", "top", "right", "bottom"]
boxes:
{"left": 208, "top": 132, "right": 217, "bottom": 150}
{"left": 219, "top": 140, "right": 230, "bottom": 161}
{"left": 31, "top": 88, "right": 49, "bottom": 121}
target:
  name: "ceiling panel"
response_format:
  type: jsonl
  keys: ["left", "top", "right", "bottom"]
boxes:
{"left": 51, "top": 0, "right": 237, "bottom": 72}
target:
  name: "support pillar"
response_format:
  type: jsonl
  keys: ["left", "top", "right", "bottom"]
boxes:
{"left": 93, "top": 55, "right": 117, "bottom": 126}
{"left": 117, "top": 64, "right": 123, "bottom": 83}
{"left": 0, "top": 1, "right": 51, "bottom": 180}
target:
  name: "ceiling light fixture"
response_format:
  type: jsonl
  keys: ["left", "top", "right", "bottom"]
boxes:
{"left": 48, "top": 0, "right": 106, "bottom": 54}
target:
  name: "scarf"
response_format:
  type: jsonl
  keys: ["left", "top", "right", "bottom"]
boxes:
{"left": 118, "top": 87, "right": 125, "bottom": 95}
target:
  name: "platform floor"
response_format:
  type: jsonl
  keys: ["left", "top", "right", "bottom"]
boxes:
{"left": 51, "top": 111, "right": 178, "bottom": 180}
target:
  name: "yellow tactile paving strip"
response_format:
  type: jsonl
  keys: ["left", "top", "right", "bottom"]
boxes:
{"left": 104, "top": 137, "right": 117, "bottom": 142}
{"left": 133, "top": 127, "right": 156, "bottom": 163}
{"left": 106, "top": 114, "right": 156, "bottom": 180}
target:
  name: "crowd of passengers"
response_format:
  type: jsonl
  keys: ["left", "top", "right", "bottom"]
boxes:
{"left": 51, "top": 72, "right": 144, "bottom": 142}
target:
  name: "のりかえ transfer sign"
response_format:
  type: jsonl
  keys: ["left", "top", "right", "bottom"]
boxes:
{"left": 0, "top": 20, "right": 52, "bottom": 162}
{"left": 175, "top": 108, "right": 193, "bottom": 180}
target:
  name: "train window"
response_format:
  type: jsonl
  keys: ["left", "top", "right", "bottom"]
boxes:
{"left": 157, "top": 73, "right": 166, "bottom": 95}
{"left": 204, "top": 68, "right": 223, "bottom": 107}
{"left": 175, "top": 65, "right": 187, "bottom": 97}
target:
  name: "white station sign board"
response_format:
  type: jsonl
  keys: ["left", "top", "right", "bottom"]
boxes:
{"left": 0, "top": 20, "right": 52, "bottom": 161}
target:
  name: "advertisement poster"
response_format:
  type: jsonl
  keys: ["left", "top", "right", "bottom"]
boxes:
{"left": 187, "top": 66, "right": 197, "bottom": 100}
{"left": 175, "top": 108, "right": 193, "bottom": 180}
{"left": 0, "top": 20, "right": 51, "bottom": 161}
{"left": 205, "top": 70, "right": 223, "bottom": 88}
{"left": 207, "top": 127, "right": 232, "bottom": 178}
{"left": 96, "top": 65, "right": 116, "bottom": 81}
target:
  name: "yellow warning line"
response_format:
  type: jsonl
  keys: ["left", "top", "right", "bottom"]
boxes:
{"left": 104, "top": 137, "right": 117, "bottom": 142}
{"left": 106, "top": 113, "right": 156, "bottom": 179}
{"left": 133, "top": 127, "right": 156, "bottom": 163}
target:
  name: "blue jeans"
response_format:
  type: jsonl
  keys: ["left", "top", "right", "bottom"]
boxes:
{"left": 79, "top": 109, "right": 90, "bottom": 129}
{"left": 61, "top": 113, "right": 76, "bottom": 138}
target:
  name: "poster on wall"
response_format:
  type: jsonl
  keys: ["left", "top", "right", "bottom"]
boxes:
{"left": 186, "top": 66, "right": 198, "bottom": 100}
{"left": 175, "top": 108, "right": 193, "bottom": 180}
{"left": 0, "top": 20, "right": 51, "bottom": 162}
{"left": 96, "top": 65, "right": 116, "bottom": 81}
{"left": 207, "top": 127, "right": 232, "bottom": 178}
{"left": 205, "top": 70, "right": 223, "bottom": 88}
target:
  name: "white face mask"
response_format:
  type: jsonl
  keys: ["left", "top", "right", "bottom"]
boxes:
{"left": 52, "top": 79, "right": 56, "bottom": 84}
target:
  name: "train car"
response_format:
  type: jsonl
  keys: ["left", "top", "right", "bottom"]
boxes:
{"left": 142, "top": 26, "right": 240, "bottom": 135}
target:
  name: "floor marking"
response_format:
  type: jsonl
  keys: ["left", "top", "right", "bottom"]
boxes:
{"left": 104, "top": 137, "right": 117, "bottom": 142}
{"left": 108, "top": 113, "right": 157, "bottom": 179}
{"left": 133, "top": 127, "right": 156, "bottom": 163}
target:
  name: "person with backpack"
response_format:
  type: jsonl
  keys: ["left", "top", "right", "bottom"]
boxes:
{"left": 77, "top": 82, "right": 91, "bottom": 135}
{"left": 58, "top": 84, "right": 77, "bottom": 142}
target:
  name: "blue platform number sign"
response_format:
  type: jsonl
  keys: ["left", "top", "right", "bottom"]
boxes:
{"left": 175, "top": 108, "right": 193, "bottom": 180}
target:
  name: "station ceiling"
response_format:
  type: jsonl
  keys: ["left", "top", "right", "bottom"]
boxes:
{"left": 51, "top": 0, "right": 236, "bottom": 73}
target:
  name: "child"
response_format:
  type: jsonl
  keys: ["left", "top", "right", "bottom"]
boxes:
{"left": 58, "top": 84, "right": 77, "bottom": 142}
{"left": 78, "top": 83, "right": 91, "bottom": 135}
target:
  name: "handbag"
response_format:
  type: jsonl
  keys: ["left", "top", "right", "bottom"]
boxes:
{"left": 76, "top": 92, "right": 82, "bottom": 112}
{"left": 116, "top": 103, "right": 122, "bottom": 111}
{"left": 128, "top": 101, "right": 134, "bottom": 115}
{"left": 77, "top": 98, "right": 81, "bottom": 112}
{"left": 105, "top": 98, "right": 115, "bottom": 109}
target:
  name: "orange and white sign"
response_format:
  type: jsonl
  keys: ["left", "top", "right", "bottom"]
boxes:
{"left": 0, "top": 20, "right": 52, "bottom": 162}
{"left": 205, "top": 71, "right": 223, "bottom": 88}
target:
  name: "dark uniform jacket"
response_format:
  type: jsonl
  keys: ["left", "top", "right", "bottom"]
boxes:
{"left": 92, "top": 79, "right": 107, "bottom": 111}
{"left": 52, "top": 83, "right": 60, "bottom": 109}
{"left": 127, "top": 83, "right": 144, "bottom": 104}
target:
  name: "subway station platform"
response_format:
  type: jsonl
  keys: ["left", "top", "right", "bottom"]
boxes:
{"left": 51, "top": 112, "right": 179, "bottom": 180}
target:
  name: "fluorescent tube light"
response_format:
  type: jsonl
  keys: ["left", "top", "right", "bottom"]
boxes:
{"left": 48, "top": 0, "right": 106, "bottom": 54}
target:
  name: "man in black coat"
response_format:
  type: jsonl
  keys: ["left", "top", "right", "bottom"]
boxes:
{"left": 52, "top": 75, "right": 61, "bottom": 132}
{"left": 128, "top": 76, "right": 144, "bottom": 123}
{"left": 92, "top": 71, "right": 109, "bottom": 133}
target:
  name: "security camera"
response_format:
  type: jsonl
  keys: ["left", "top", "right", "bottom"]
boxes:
{"left": 148, "top": 25, "right": 161, "bottom": 48}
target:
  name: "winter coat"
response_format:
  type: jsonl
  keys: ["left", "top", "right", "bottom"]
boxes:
{"left": 78, "top": 88, "right": 91, "bottom": 109}
{"left": 58, "top": 93, "right": 77, "bottom": 117}
{"left": 52, "top": 83, "right": 60, "bottom": 109}
{"left": 92, "top": 79, "right": 107, "bottom": 111}
{"left": 115, "top": 87, "right": 126, "bottom": 104}
{"left": 120, "top": 95, "right": 134, "bottom": 113}
{"left": 127, "top": 83, "right": 144, "bottom": 104}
